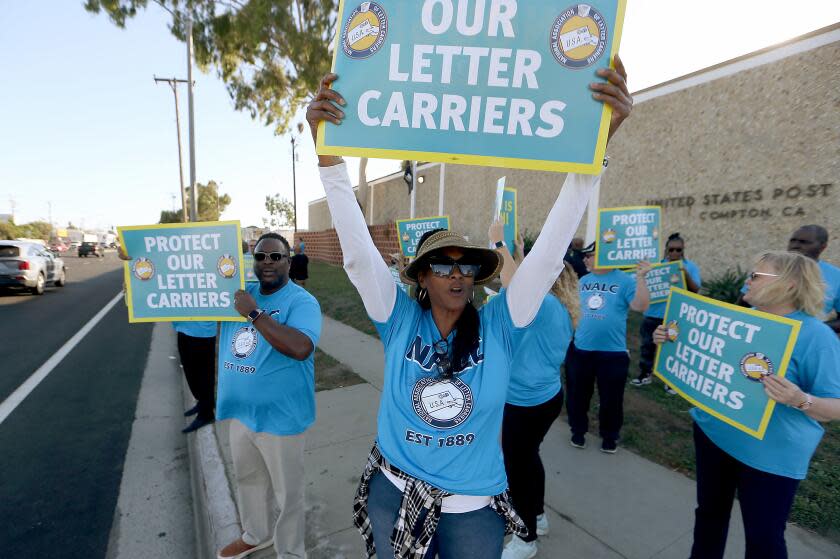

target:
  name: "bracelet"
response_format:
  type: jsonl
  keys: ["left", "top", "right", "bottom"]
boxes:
{"left": 796, "top": 393, "right": 814, "bottom": 410}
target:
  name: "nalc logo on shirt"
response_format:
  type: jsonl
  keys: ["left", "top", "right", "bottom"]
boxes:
{"left": 549, "top": 4, "right": 608, "bottom": 69}
{"left": 231, "top": 326, "right": 258, "bottom": 359}
{"left": 217, "top": 254, "right": 237, "bottom": 278}
{"left": 586, "top": 293, "right": 605, "bottom": 310}
{"left": 132, "top": 257, "right": 155, "bottom": 281}
{"left": 412, "top": 377, "right": 474, "bottom": 429}
{"left": 342, "top": 2, "right": 388, "bottom": 59}
{"left": 740, "top": 352, "right": 774, "bottom": 382}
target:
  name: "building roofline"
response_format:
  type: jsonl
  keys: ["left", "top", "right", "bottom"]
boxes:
{"left": 633, "top": 22, "right": 840, "bottom": 104}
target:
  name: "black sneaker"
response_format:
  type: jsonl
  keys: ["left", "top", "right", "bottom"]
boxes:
{"left": 570, "top": 434, "right": 586, "bottom": 449}
{"left": 184, "top": 403, "right": 200, "bottom": 417}
{"left": 630, "top": 374, "right": 652, "bottom": 387}
{"left": 600, "top": 439, "right": 618, "bottom": 454}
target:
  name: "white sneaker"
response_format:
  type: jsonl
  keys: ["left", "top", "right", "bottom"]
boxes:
{"left": 502, "top": 535, "right": 537, "bottom": 559}
{"left": 536, "top": 513, "right": 549, "bottom": 536}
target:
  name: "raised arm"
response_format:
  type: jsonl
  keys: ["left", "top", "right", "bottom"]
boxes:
{"left": 307, "top": 75, "right": 396, "bottom": 322}
{"left": 507, "top": 55, "right": 633, "bottom": 327}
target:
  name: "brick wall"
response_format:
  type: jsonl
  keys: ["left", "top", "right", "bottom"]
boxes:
{"left": 295, "top": 224, "right": 400, "bottom": 266}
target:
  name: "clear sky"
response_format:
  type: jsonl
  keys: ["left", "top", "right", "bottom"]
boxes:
{"left": 1, "top": 1, "right": 838, "bottom": 232}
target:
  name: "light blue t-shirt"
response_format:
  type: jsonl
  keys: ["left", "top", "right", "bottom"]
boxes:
{"left": 216, "top": 282, "right": 322, "bottom": 436}
{"left": 575, "top": 270, "right": 637, "bottom": 352}
{"left": 172, "top": 320, "right": 217, "bottom": 338}
{"left": 692, "top": 311, "right": 840, "bottom": 479}
{"left": 506, "top": 295, "right": 573, "bottom": 406}
{"left": 373, "top": 288, "right": 524, "bottom": 496}
{"left": 744, "top": 260, "right": 840, "bottom": 316}
{"left": 646, "top": 259, "right": 702, "bottom": 319}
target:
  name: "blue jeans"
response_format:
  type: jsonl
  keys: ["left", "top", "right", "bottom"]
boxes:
{"left": 367, "top": 470, "right": 505, "bottom": 559}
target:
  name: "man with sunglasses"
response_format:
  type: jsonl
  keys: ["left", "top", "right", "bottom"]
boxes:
{"left": 631, "top": 233, "right": 701, "bottom": 392}
{"left": 215, "top": 232, "right": 322, "bottom": 559}
{"left": 737, "top": 225, "right": 840, "bottom": 335}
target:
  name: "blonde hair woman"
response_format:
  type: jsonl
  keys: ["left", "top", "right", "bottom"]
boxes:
{"left": 489, "top": 221, "right": 581, "bottom": 559}
{"left": 654, "top": 250, "right": 840, "bottom": 559}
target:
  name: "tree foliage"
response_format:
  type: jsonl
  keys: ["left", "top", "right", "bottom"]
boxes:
{"left": 84, "top": 0, "right": 338, "bottom": 133}
{"left": 263, "top": 194, "right": 295, "bottom": 230}
{"left": 0, "top": 221, "right": 18, "bottom": 240}
{"left": 159, "top": 180, "right": 231, "bottom": 223}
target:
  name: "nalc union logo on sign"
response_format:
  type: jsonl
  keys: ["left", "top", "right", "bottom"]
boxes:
{"left": 550, "top": 4, "right": 608, "bottom": 69}
{"left": 342, "top": 2, "right": 388, "bottom": 59}
{"left": 740, "top": 352, "right": 774, "bottom": 382}
{"left": 132, "top": 257, "right": 155, "bottom": 281}
{"left": 217, "top": 254, "right": 237, "bottom": 278}
{"left": 412, "top": 377, "right": 474, "bottom": 429}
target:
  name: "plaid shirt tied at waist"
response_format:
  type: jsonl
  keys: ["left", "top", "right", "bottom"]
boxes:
{"left": 352, "top": 444, "right": 527, "bottom": 559}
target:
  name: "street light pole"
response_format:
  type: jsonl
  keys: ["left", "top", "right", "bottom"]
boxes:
{"left": 186, "top": 19, "right": 198, "bottom": 222}
{"left": 154, "top": 76, "right": 189, "bottom": 222}
{"left": 290, "top": 122, "right": 304, "bottom": 234}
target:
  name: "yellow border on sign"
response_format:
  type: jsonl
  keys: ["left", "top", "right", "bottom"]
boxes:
{"left": 595, "top": 205, "right": 662, "bottom": 269}
{"left": 316, "top": 0, "right": 627, "bottom": 176}
{"left": 394, "top": 215, "right": 451, "bottom": 258}
{"left": 117, "top": 220, "right": 246, "bottom": 323}
{"left": 653, "top": 287, "right": 801, "bottom": 440}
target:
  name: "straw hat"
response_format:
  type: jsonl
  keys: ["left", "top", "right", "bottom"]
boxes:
{"left": 400, "top": 230, "right": 501, "bottom": 286}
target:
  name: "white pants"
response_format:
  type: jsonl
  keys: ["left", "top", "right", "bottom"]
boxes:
{"left": 229, "top": 419, "right": 306, "bottom": 559}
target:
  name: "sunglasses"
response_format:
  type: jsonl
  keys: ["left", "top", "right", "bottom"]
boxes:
{"left": 427, "top": 257, "right": 481, "bottom": 278}
{"left": 253, "top": 251, "right": 288, "bottom": 262}
{"left": 749, "top": 271, "right": 779, "bottom": 281}
{"left": 667, "top": 247, "right": 684, "bottom": 253}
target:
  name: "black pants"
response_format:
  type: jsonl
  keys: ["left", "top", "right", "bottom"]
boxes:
{"left": 565, "top": 344, "right": 629, "bottom": 442}
{"left": 502, "top": 389, "right": 564, "bottom": 542}
{"left": 177, "top": 332, "right": 216, "bottom": 420}
{"left": 638, "top": 316, "right": 663, "bottom": 377}
{"left": 690, "top": 423, "right": 799, "bottom": 559}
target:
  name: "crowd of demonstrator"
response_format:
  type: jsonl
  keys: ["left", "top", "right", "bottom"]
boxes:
{"left": 125, "top": 56, "right": 839, "bottom": 559}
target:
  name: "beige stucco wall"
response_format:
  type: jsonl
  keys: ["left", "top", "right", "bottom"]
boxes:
{"left": 309, "top": 38, "right": 840, "bottom": 276}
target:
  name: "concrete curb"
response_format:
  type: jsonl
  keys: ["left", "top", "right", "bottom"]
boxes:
{"left": 182, "top": 377, "right": 240, "bottom": 559}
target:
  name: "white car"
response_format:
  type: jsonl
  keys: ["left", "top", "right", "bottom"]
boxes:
{"left": 0, "top": 241, "right": 66, "bottom": 295}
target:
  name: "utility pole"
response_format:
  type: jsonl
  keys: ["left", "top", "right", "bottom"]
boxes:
{"left": 290, "top": 122, "right": 304, "bottom": 233}
{"left": 186, "top": 19, "right": 198, "bottom": 222}
{"left": 154, "top": 75, "right": 189, "bottom": 222}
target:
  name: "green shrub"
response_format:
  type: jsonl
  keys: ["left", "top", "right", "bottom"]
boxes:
{"left": 701, "top": 267, "right": 748, "bottom": 304}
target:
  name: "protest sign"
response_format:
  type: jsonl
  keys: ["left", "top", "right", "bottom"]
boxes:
{"left": 243, "top": 253, "right": 258, "bottom": 283}
{"left": 595, "top": 206, "right": 661, "bottom": 268}
{"left": 396, "top": 216, "right": 451, "bottom": 257}
{"left": 500, "top": 188, "right": 518, "bottom": 249}
{"left": 493, "top": 177, "right": 506, "bottom": 218}
{"left": 654, "top": 288, "right": 800, "bottom": 439}
{"left": 118, "top": 221, "right": 245, "bottom": 322}
{"left": 318, "top": 0, "right": 627, "bottom": 174}
{"left": 644, "top": 261, "right": 686, "bottom": 304}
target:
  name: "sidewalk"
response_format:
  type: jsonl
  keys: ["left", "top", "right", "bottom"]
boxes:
{"left": 189, "top": 316, "right": 840, "bottom": 559}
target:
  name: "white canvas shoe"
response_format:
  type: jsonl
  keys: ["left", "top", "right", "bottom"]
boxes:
{"left": 502, "top": 535, "right": 537, "bottom": 559}
{"left": 536, "top": 513, "right": 549, "bottom": 536}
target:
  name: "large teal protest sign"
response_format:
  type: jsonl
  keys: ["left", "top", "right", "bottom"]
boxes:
{"left": 118, "top": 221, "right": 245, "bottom": 322}
{"left": 645, "top": 261, "right": 686, "bottom": 304}
{"left": 319, "top": 0, "right": 627, "bottom": 175}
{"left": 396, "top": 216, "right": 451, "bottom": 257}
{"left": 595, "top": 205, "right": 661, "bottom": 268}
{"left": 654, "top": 288, "right": 800, "bottom": 439}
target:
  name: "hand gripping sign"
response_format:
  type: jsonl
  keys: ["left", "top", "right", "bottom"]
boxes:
{"left": 319, "top": 0, "right": 627, "bottom": 174}
{"left": 654, "top": 288, "right": 801, "bottom": 439}
{"left": 118, "top": 221, "right": 245, "bottom": 322}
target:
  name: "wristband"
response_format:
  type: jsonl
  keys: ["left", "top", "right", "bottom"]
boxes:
{"left": 494, "top": 240, "right": 506, "bottom": 249}
{"left": 796, "top": 393, "right": 814, "bottom": 410}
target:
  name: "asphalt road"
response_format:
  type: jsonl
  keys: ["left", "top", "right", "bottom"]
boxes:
{"left": 0, "top": 252, "right": 155, "bottom": 558}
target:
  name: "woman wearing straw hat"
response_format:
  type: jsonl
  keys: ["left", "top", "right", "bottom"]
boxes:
{"left": 653, "top": 251, "right": 840, "bottom": 558}
{"left": 306, "top": 55, "right": 632, "bottom": 559}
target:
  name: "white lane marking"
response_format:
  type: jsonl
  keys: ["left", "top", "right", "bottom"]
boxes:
{"left": 0, "top": 291, "right": 123, "bottom": 426}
